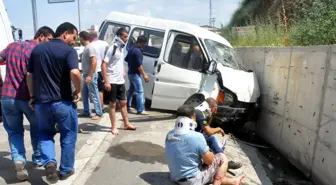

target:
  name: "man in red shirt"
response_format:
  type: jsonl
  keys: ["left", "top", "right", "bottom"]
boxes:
{"left": 0, "top": 26, "right": 54, "bottom": 181}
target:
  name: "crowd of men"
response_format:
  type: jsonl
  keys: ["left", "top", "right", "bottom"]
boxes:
{"left": 0, "top": 22, "right": 149, "bottom": 183}
{"left": 0, "top": 21, "right": 245, "bottom": 185}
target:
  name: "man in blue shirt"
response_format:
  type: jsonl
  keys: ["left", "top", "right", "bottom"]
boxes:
{"left": 27, "top": 22, "right": 81, "bottom": 183}
{"left": 125, "top": 35, "right": 150, "bottom": 115}
{"left": 165, "top": 105, "right": 244, "bottom": 185}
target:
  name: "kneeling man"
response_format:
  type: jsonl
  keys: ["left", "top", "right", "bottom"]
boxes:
{"left": 165, "top": 105, "right": 244, "bottom": 185}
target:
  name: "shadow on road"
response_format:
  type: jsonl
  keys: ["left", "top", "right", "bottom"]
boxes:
{"left": 0, "top": 151, "right": 47, "bottom": 185}
{"left": 128, "top": 114, "right": 176, "bottom": 123}
{"left": 139, "top": 172, "right": 175, "bottom": 185}
{"left": 107, "top": 141, "right": 167, "bottom": 165}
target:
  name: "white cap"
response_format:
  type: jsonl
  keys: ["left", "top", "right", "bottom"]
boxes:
{"left": 173, "top": 117, "right": 197, "bottom": 135}
{"left": 195, "top": 101, "right": 212, "bottom": 117}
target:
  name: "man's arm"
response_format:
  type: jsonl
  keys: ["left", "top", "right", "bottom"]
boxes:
{"left": 134, "top": 51, "right": 149, "bottom": 81}
{"left": 203, "top": 125, "right": 224, "bottom": 136}
{"left": 66, "top": 50, "right": 81, "bottom": 97}
{"left": 197, "top": 135, "right": 214, "bottom": 166}
{"left": 0, "top": 44, "right": 9, "bottom": 65}
{"left": 196, "top": 110, "right": 224, "bottom": 136}
{"left": 88, "top": 46, "right": 97, "bottom": 78}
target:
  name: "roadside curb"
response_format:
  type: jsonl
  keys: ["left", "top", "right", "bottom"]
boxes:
{"left": 54, "top": 112, "right": 121, "bottom": 185}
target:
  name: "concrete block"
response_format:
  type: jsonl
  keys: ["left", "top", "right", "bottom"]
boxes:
{"left": 261, "top": 47, "right": 291, "bottom": 116}
{"left": 329, "top": 45, "right": 336, "bottom": 70}
{"left": 244, "top": 47, "right": 265, "bottom": 83}
{"left": 318, "top": 117, "right": 336, "bottom": 154}
{"left": 284, "top": 48, "right": 327, "bottom": 131}
{"left": 279, "top": 118, "right": 316, "bottom": 174}
{"left": 322, "top": 87, "right": 336, "bottom": 120}
{"left": 257, "top": 109, "right": 283, "bottom": 147}
{"left": 327, "top": 70, "right": 336, "bottom": 89}
{"left": 234, "top": 47, "right": 246, "bottom": 65}
{"left": 312, "top": 141, "right": 336, "bottom": 185}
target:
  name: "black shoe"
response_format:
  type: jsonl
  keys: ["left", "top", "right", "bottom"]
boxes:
{"left": 45, "top": 162, "right": 58, "bottom": 184}
{"left": 228, "top": 160, "right": 242, "bottom": 170}
{"left": 59, "top": 170, "right": 75, "bottom": 180}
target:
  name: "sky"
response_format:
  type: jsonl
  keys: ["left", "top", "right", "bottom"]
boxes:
{"left": 3, "top": 0, "right": 240, "bottom": 40}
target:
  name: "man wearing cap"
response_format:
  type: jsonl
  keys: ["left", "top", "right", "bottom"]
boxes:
{"left": 165, "top": 105, "right": 244, "bottom": 185}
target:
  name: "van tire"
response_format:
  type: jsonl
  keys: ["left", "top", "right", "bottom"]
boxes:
{"left": 184, "top": 94, "right": 205, "bottom": 107}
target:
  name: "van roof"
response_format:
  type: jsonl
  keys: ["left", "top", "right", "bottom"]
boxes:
{"left": 104, "top": 11, "right": 233, "bottom": 48}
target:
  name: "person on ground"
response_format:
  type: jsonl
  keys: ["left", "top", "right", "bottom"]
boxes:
{"left": 27, "top": 22, "right": 81, "bottom": 183}
{"left": 78, "top": 31, "right": 102, "bottom": 120}
{"left": 101, "top": 27, "right": 136, "bottom": 135}
{"left": 165, "top": 105, "right": 244, "bottom": 185}
{"left": 0, "top": 26, "right": 54, "bottom": 181}
{"left": 194, "top": 97, "right": 242, "bottom": 170}
{"left": 88, "top": 30, "right": 109, "bottom": 109}
{"left": 125, "top": 35, "right": 150, "bottom": 115}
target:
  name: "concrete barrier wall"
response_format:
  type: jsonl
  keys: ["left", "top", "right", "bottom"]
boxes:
{"left": 235, "top": 45, "right": 336, "bottom": 185}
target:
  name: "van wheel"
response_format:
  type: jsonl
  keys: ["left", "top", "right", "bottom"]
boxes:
{"left": 184, "top": 94, "right": 205, "bottom": 107}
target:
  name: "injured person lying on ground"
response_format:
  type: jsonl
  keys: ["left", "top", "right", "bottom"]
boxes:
{"left": 165, "top": 105, "right": 244, "bottom": 185}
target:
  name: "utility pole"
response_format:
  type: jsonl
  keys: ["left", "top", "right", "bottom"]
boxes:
{"left": 209, "top": 0, "right": 216, "bottom": 27}
{"left": 77, "top": 0, "right": 81, "bottom": 31}
{"left": 31, "top": 0, "right": 38, "bottom": 33}
{"left": 209, "top": 0, "right": 212, "bottom": 26}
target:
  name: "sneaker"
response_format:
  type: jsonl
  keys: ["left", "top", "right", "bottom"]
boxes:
{"left": 45, "top": 162, "right": 58, "bottom": 184}
{"left": 228, "top": 160, "right": 242, "bottom": 170}
{"left": 14, "top": 161, "right": 28, "bottom": 181}
{"left": 59, "top": 170, "right": 75, "bottom": 180}
{"left": 137, "top": 111, "right": 149, "bottom": 115}
{"left": 128, "top": 108, "right": 137, "bottom": 114}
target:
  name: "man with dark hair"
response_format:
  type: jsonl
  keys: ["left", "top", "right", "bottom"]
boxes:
{"left": 194, "top": 97, "right": 242, "bottom": 170}
{"left": 0, "top": 26, "right": 54, "bottom": 181}
{"left": 125, "top": 35, "right": 149, "bottom": 115}
{"left": 102, "top": 27, "right": 136, "bottom": 135}
{"left": 165, "top": 105, "right": 244, "bottom": 185}
{"left": 88, "top": 30, "right": 109, "bottom": 108}
{"left": 79, "top": 31, "right": 102, "bottom": 120}
{"left": 27, "top": 22, "right": 81, "bottom": 183}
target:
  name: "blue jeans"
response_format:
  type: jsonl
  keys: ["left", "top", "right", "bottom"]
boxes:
{"left": 1, "top": 98, "right": 41, "bottom": 165}
{"left": 206, "top": 135, "right": 224, "bottom": 154}
{"left": 35, "top": 101, "right": 78, "bottom": 175}
{"left": 82, "top": 73, "right": 102, "bottom": 116}
{"left": 127, "top": 74, "right": 145, "bottom": 113}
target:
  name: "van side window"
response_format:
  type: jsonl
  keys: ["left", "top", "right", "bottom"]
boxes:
{"left": 127, "top": 28, "right": 164, "bottom": 58}
{"left": 164, "top": 32, "right": 205, "bottom": 71}
{"left": 98, "top": 22, "right": 130, "bottom": 45}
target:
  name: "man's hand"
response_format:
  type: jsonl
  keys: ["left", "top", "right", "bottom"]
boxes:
{"left": 73, "top": 92, "right": 81, "bottom": 103}
{"left": 143, "top": 74, "right": 149, "bottom": 82}
{"left": 85, "top": 76, "right": 92, "bottom": 85}
{"left": 29, "top": 98, "right": 35, "bottom": 111}
{"left": 219, "top": 128, "right": 225, "bottom": 136}
{"left": 104, "top": 82, "right": 111, "bottom": 92}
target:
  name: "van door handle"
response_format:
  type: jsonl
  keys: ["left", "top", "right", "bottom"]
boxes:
{"left": 157, "top": 64, "right": 162, "bottom": 73}
{"left": 154, "top": 60, "right": 158, "bottom": 67}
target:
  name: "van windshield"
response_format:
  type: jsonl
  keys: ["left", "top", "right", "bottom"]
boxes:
{"left": 204, "top": 39, "right": 244, "bottom": 70}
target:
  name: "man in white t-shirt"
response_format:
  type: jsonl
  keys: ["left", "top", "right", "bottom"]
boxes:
{"left": 101, "top": 28, "right": 136, "bottom": 135}
{"left": 89, "top": 31, "right": 109, "bottom": 108}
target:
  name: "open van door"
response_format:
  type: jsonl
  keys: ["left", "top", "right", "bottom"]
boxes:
{"left": 0, "top": 0, "right": 14, "bottom": 80}
{"left": 150, "top": 31, "right": 208, "bottom": 111}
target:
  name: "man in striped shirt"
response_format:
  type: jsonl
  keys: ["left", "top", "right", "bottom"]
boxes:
{"left": 0, "top": 26, "right": 54, "bottom": 181}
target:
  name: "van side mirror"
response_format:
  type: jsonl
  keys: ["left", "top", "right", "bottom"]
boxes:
{"left": 206, "top": 60, "right": 217, "bottom": 75}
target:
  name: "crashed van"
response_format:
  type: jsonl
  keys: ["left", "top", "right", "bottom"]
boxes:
{"left": 98, "top": 11, "right": 261, "bottom": 128}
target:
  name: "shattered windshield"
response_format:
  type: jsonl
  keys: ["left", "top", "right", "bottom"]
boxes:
{"left": 204, "top": 39, "right": 244, "bottom": 70}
